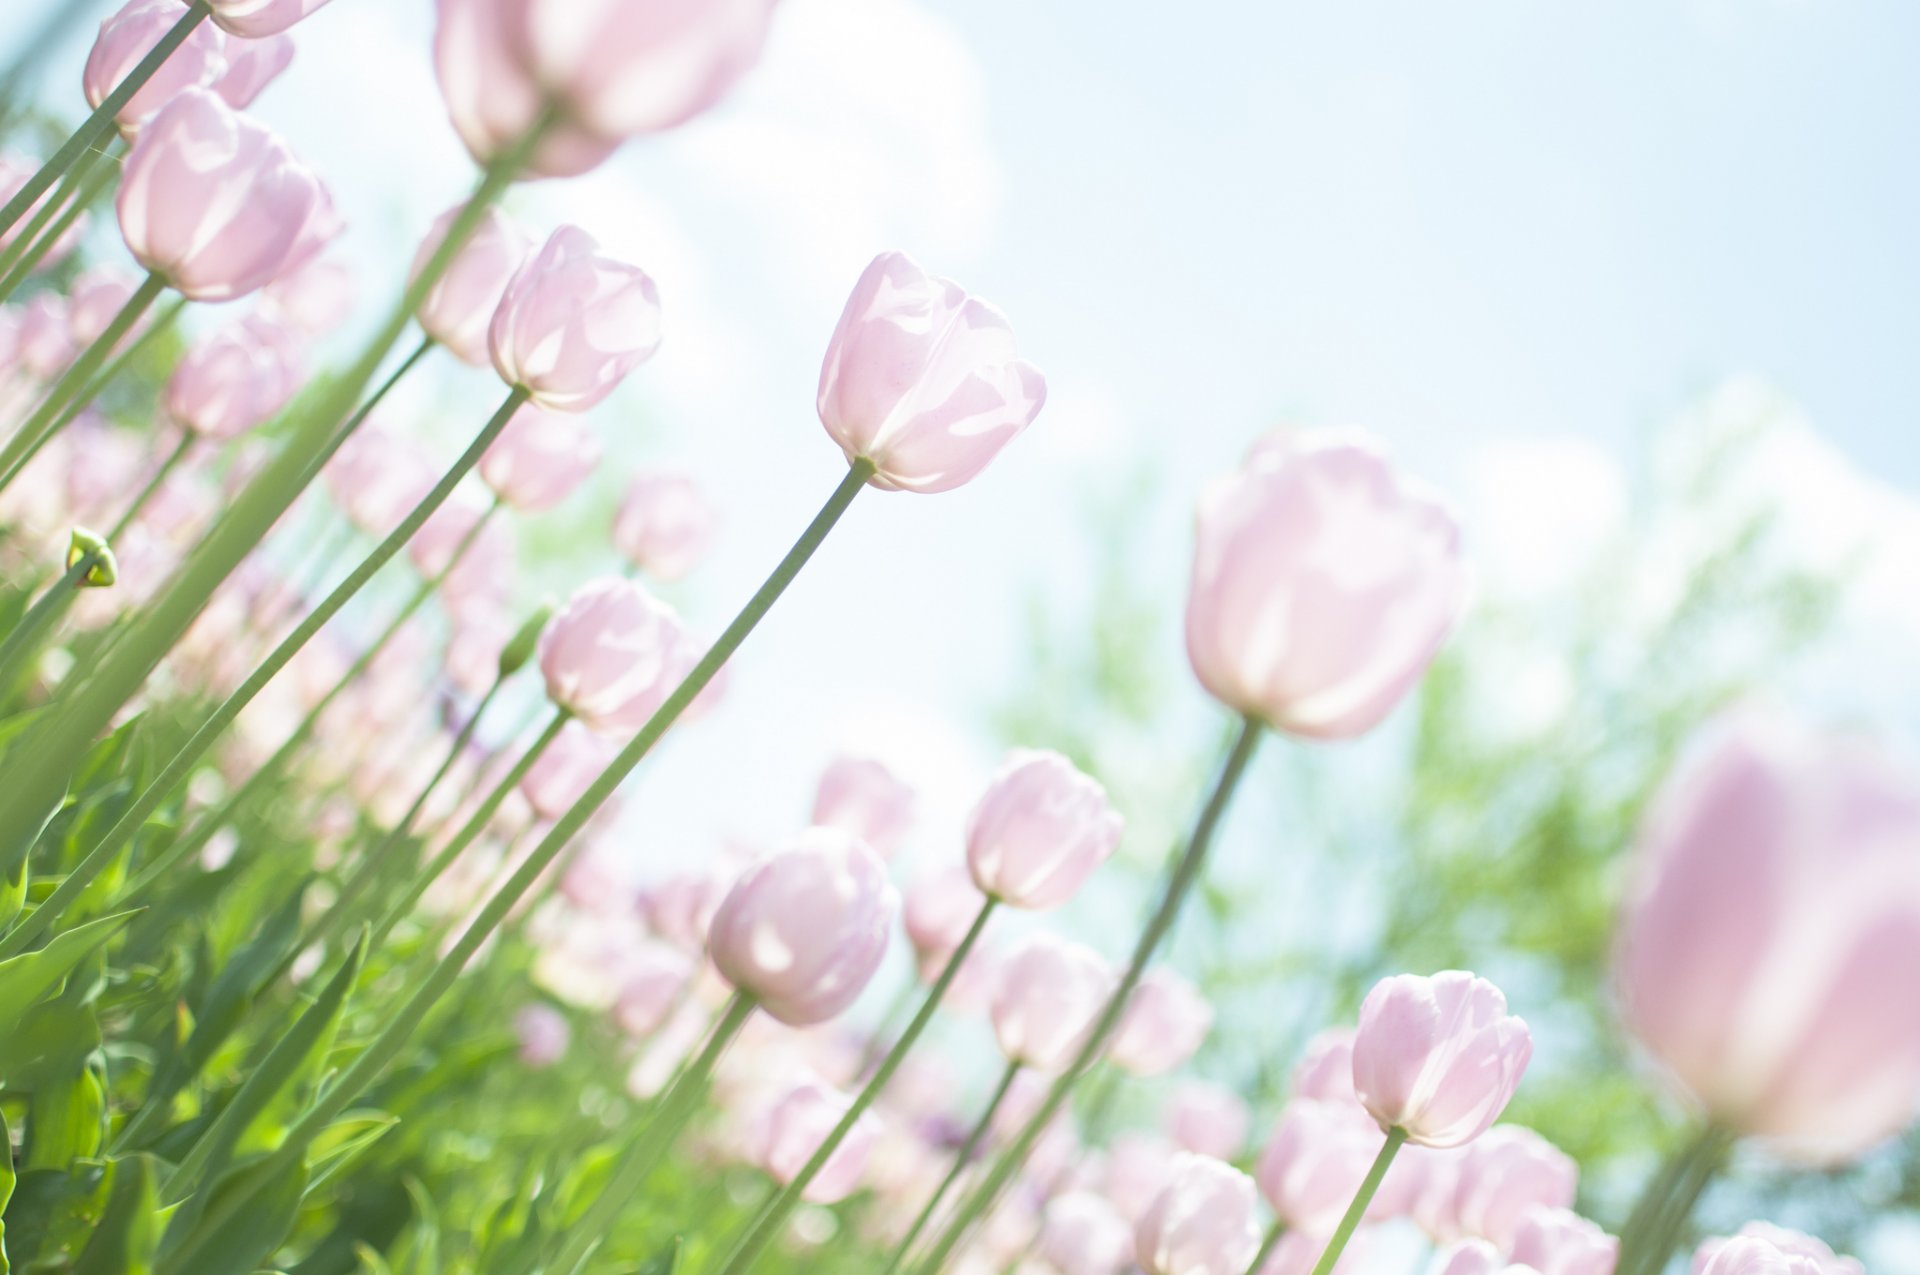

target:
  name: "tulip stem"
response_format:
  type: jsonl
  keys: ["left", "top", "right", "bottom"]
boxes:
{"left": 1247, "top": 1221, "right": 1289, "bottom": 1275}
{"left": 0, "top": 140, "right": 116, "bottom": 303}
{"left": 883, "top": 1058, "right": 1023, "bottom": 1275}
{"left": 0, "top": 1, "right": 208, "bottom": 242}
{"left": 0, "top": 550, "right": 100, "bottom": 695}
{"left": 0, "top": 271, "right": 166, "bottom": 495}
{"left": 545, "top": 994, "right": 759, "bottom": 1275}
{"left": 0, "top": 385, "right": 526, "bottom": 959}
{"left": 154, "top": 459, "right": 873, "bottom": 1273}
{"left": 909, "top": 715, "right": 1266, "bottom": 1275}
{"left": 107, "top": 433, "right": 192, "bottom": 543}
{"left": 714, "top": 894, "right": 998, "bottom": 1275}
{"left": 1298, "top": 1127, "right": 1404, "bottom": 1275}
{"left": 1613, "top": 1124, "right": 1732, "bottom": 1275}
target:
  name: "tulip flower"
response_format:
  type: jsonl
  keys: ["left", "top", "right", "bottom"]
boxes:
{"left": 613, "top": 940, "right": 695, "bottom": 1040}
{"left": 489, "top": 225, "right": 662, "bottom": 412}
{"left": 1451, "top": 1127, "right": 1578, "bottom": 1249}
{"left": 1428, "top": 1241, "right": 1506, "bottom": 1275}
{"left": 1614, "top": 710, "right": 1920, "bottom": 1162}
{"left": 1691, "top": 1225, "right": 1861, "bottom": 1275}
{"left": 479, "top": 403, "right": 602, "bottom": 512}
{"left": 16, "top": 295, "right": 74, "bottom": 380}
{"left": 1111, "top": 966, "right": 1214, "bottom": 1077}
{"left": 990, "top": 933, "right": 1114, "bottom": 1074}
{"left": 519, "top": 720, "right": 619, "bottom": 822}
{"left": 67, "top": 268, "right": 140, "bottom": 345}
{"left": 434, "top": 0, "right": 621, "bottom": 180}
{"left": 1292, "top": 1028, "right": 1362, "bottom": 1106}
{"left": 1257, "top": 1099, "right": 1400, "bottom": 1231}
{"left": 166, "top": 316, "right": 303, "bottom": 440}
{"left": 1135, "top": 1153, "right": 1262, "bottom": 1275}
{"left": 537, "top": 577, "right": 686, "bottom": 735}
{"left": 966, "top": 749, "right": 1122, "bottom": 910}
{"left": 206, "top": 0, "right": 334, "bottom": 36}
{"left": 84, "top": 0, "right": 230, "bottom": 133}
{"left": 1041, "top": 1191, "right": 1136, "bottom": 1275}
{"left": 514, "top": 1002, "right": 570, "bottom": 1068}
{"left": 1165, "top": 1080, "right": 1251, "bottom": 1162}
{"left": 1352, "top": 971, "right": 1532, "bottom": 1149}
{"left": 706, "top": 827, "right": 898, "bottom": 1026}
{"left": 818, "top": 251, "right": 1047, "bottom": 493}
{"left": 1510, "top": 1207, "right": 1619, "bottom": 1275}
{"left": 613, "top": 466, "right": 716, "bottom": 580}
{"left": 214, "top": 32, "right": 295, "bottom": 107}
{"left": 752, "top": 1076, "right": 881, "bottom": 1204}
{"left": 1694, "top": 1235, "right": 1839, "bottom": 1275}
{"left": 812, "top": 754, "right": 916, "bottom": 859}
{"left": 324, "top": 426, "right": 438, "bottom": 535}
{"left": 117, "top": 89, "right": 335, "bottom": 301}
{"left": 1185, "top": 430, "right": 1465, "bottom": 738}
{"left": 411, "top": 203, "right": 532, "bottom": 366}
{"left": 264, "top": 255, "right": 354, "bottom": 336}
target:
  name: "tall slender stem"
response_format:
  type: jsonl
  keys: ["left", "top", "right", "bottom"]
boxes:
{"left": 910, "top": 717, "right": 1266, "bottom": 1275}
{"left": 1247, "top": 1221, "right": 1288, "bottom": 1275}
{"left": 1298, "top": 1127, "right": 1405, "bottom": 1275}
{"left": 0, "top": 141, "right": 112, "bottom": 298}
{"left": 716, "top": 897, "right": 998, "bottom": 1275}
{"left": 883, "top": 1059, "right": 1022, "bottom": 1275}
{"left": 107, "top": 434, "right": 192, "bottom": 542}
{"left": 155, "top": 460, "right": 873, "bottom": 1271}
{"left": 0, "top": 551, "right": 98, "bottom": 692}
{"left": 1613, "top": 1124, "right": 1732, "bottom": 1275}
{"left": 0, "top": 2, "right": 208, "bottom": 241}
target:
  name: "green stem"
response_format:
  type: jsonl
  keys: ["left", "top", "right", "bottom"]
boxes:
{"left": 0, "top": 272, "right": 165, "bottom": 494}
{"left": 716, "top": 896, "right": 998, "bottom": 1275}
{"left": 1613, "top": 1124, "right": 1732, "bottom": 1275}
{"left": 1300, "top": 1127, "right": 1405, "bottom": 1275}
{"left": 546, "top": 994, "right": 759, "bottom": 1275}
{"left": 0, "top": 551, "right": 97, "bottom": 691}
{"left": 1247, "top": 1221, "right": 1288, "bottom": 1275}
{"left": 107, "top": 434, "right": 192, "bottom": 543}
{"left": 909, "top": 716, "right": 1266, "bottom": 1275}
{"left": 0, "top": 2, "right": 208, "bottom": 242}
{"left": 882, "top": 1059, "right": 1022, "bottom": 1275}
{"left": 0, "top": 141, "right": 113, "bottom": 300}
{"left": 158, "top": 460, "right": 872, "bottom": 1272}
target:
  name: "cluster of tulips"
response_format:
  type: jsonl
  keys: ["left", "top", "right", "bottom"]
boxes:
{"left": 0, "top": 1, "right": 1909, "bottom": 1273}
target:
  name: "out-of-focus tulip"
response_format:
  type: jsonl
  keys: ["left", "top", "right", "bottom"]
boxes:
{"left": 1510, "top": 1207, "right": 1618, "bottom": 1275}
{"left": 1293, "top": 1028, "right": 1361, "bottom": 1106}
{"left": 514, "top": 1002, "right": 570, "bottom": 1067}
{"left": 1134, "top": 1153, "right": 1261, "bottom": 1275}
{"left": 643, "top": 865, "right": 735, "bottom": 957}
{"left": 1106, "top": 1131, "right": 1178, "bottom": 1223}
{"left": 990, "top": 933, "right": 1113, "bottom": 1074}
{"left": 433, "top": 0, "right": 622, "bottom": 180}
{"left": 215, "top": 31, "right": 294, "bottom": 106}
{"left": 1351, "top": 971, "right": 1532, "bottom": 1148}
{"left": 518, "top": 719, "right": 617, "bottom": 822}
{"left": 752, "top": 1075, "right": 880, "bottom": 1203}
{"left": 1261, "top": 1229, "right": 1379, "bottom": 1275}
{"left": 1614, "top": 711, "right": 1920, "bottom": 1163}
{"left": 264, "top": 255, "right": 353, "bottom": 336}
{"left": 707, "top": 827, "right": 898, "bottom": 1026}
{"left": 1398, "top": 1145, "right": 1469, "bottom": 1240}
{"left": 965, "top": 749, "right": 1121, "bottom": 910}
{"left": 613, "top": 940, "right": 694, "bottom": 1039}
{"left": 903, "top": 865, "right": 987, "bottom": 972}
{"left": 0, "top": 159, "right": 87, "bottom": 260}
{"left": 1257, "top": 1098, "right": 1397, "bottom": 1230}
{"left": 118, "top": 89, "right": 334, "bottom": 301}
{"left": 84, "top": 0, "right": 229, "bottom": 133}
{"left": 490, "top": 226, "right": 662, "bottom": 411}
{"left": 68, "top": 268, "right": 140, "bottom": 345}
{"left": 1691, "top": 1225, "right": 1861, "bottom": 1275}
{"left": 1185, "top": 430, "right": 1464, "bottom": 738}
{"left": 1427, "top": 1240, "right": 1506, "bottom": 1275}
{"left": 324, "top": 425, "right": 436, "bottom": 534}
{"left": 167, "top": 316, "right": 303, "bottom": 440}
{"left": 207, "top": 0, "right": 333, "bottom": 36}
{"left": 1112, "top": 967, "right": 1213, "bottom": 1077}
{"left": 1165, "top": 1080, "right": 1250, "bottom": 1161}
{"left": 1041, "top": 1192, "right": 1135, "bottom": 1275}
{"left": 537, "top": 577, "right": 684, "bottom": 735}
{"left": 811, "top": 754, "right": 915, "bottom": 859}
{"left": 479, "top": 403, "right": 601, "bottom": 512}
{"left": 817, "top": 251, "right": 1046, "bottom": 494}
{"left": 17, "top": 295, "right": 74, "bottom": 381}
{"left": 613, "top": 466, "right": 716, "bottom": 580}
{"left": 411, "top": 203, "right": 532, "bottom": 366}
{"left": 1694, "top": 1235, "right": 1839, "bottom": 1275}
{"left": 1451, "top": 1127, "right": 1577, "bottom": 1248}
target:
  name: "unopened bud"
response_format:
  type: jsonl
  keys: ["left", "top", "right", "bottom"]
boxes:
{"left": 499, "top": 599, "right": 556, "bottom": 678}
{"left": 67, "top": 528, "right": 117, "bottom": 588}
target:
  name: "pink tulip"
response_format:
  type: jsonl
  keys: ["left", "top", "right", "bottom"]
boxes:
{"left": 411, "top": 203, "right": 533, "bottom": 366}
{"left": 1261, "top": 1229, "right": 1379, "bottom": 1275}
{"left": 1257, "top": 1099, "right": 1397, "bottom": 1230}
{"left": 166, "top": 315, "right": 303, "bottom": 440}
{"left": 489, "top": 226, "right": 662, "bottom": 412}
{"left": 1510, "top": 1208, "right": 1618, "bottom": 1275}
{"left": 751, "top": 1075, "right": 880, "bottom": 1203}
{"left": 1450, "top": 1126, "right": 1577, "bottom": 1248}
{"left": 613, "top": 466, "right": 716, "bottom": 581}
{"left": 642, "top": 865, "right": 736, "bottom": 956}
{"left": 479, "top": 403, "right": 601, "bottom": 512}
{"left": 519, "top": 720, "right": 618, "bottom": 821}
{"left": 84, "top": 0, "right": 229, "bottom": 133}
{"left": 214, "top": 31, "right": 294, "bottom": 106}
{"left": 537, "top": 577, "right": 685, "bottom": 735}
{"left": 707, "top": 827, "right": 898, "bottom": 1025}
{"left": 818, "top": 251, "right": 1046, "bottom": 494}
{"left": 1351, "top": 971, "right": 1532, "bottom": 1148}
{"left": 68, "top": 268, "right": 140, "bottom": 345}
{"left": 1134, "top": 1153, "right": 1261, "bottom": 1275}
{"left": 966, "top": 750, "right": 1122, "bottom": 910}
{"left": 1692, "top": 1225, "right": 1861, "bottom": 1275}
{"left": 324, "top": 426, "right": 437, "bottom": 535}
{"left": 1165, "top": 1081, "right": 1250, "bottom": 1161}
{"left": 1614, "top": 711, "right": 1920, "bottom": 1162}
{"left": 1694, "top": 1235, "right": 1841, "bottom": 1275}
{"left": 413, "top": 501, "right": 514, "bottom": 614}
{"left": 902, "top": 865, "right": 987, "bottom": 972}
{"left": 1041, "top": 1192, "right": 1135, "bottom": 1275}
{"left": 118, "top": 89, "right": 334, "bottom": 301}
{"left": 990, "top": 933, "right": 1113, "bottom": 1074}
{"left": 1105, "top": 1131, "right": 1177, "bottom": 1223}
{"left": 1111, "top": 967, "right": 1213, "bottom": 1077}
{"left": 1292, "top": 1028, "right": 1361, "bottom": 1106}
{"left": 1427, "top": 1241, "right": 1507, "bottom": 1275}
{"left": 16, "top": 295, "right": 74, "bottom": 381}
{"left": 1185, "top": 430, "right": 1464, "bottom": 738}
{"left": 613, "top": 940, "right": 695, "bottom": 1039}
{"left": 264, "top": 255, "right": 353, "bottom": 336}
{"left": 433, "top": 0, "right": 622, "bottom": 180}
{"left": 0, "top": 157, "right": 87, "bottom": 259}
{"left": 1398, "top": 1145, "right": 1470, "bottom": 1240}
{"left": 206, "top": 0, "right": 333, "bottom": 36}
{"left": 514, "top": 1002, "right": 570, "bottom": 1067}
{"left": 811, "top": 754, "right": 915, "bottom": 859}
{"left": 446, "top": 606, "right": 512, "bottom": 696}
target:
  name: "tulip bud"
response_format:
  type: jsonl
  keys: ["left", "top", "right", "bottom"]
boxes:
{"left": 68, "top": 527, "right": 117, "bottom": 587}
{"left": 965, "top": 749, "right": 1122, "bottom": 910}
{"left": 1509, "top": 1207, "right": 1618, "bottom": 1275}
{"left": 1041, "top": 1192, "right": 1135, "bottom": 1275}
{"left": 751, "top": 1075, "right": 881, "bottom": 1204}
{"left": 707, "top": 827, "right": 899, "bottom": 1026}
{"left": 811, "top": 754, "right": 915, "bottom": 860}
{"left": 1111, "top": 967, "right": 1213, "bottom": 1077}
{"left": 1185, "top": 430, "right": 1465, "bottom": 738}
{"left": 1614, "top": 710, "right": 1920, "bottom": 1163}
{"left": 1256, "top": 1098, "right": 1397, "bottom": 1230}
{"left": 206, "top": 0, "right": 334, "bottom": 37}
{"left": 1450, "top": 1126, "right": 1577, "bottom": 1248}
{"left": 214, "top": 31, "right": 295, "bottom": 107}
{"left": 537, "top": 578, "right": 685, "bottom": 735}
{"left": 84, "top": 0, "right": 230, "bottom": 134}
{"left": 499, "top": 600, "right": 555, "bottom": 678}
{"left": 1165, "top": 1080, "right": 1249, "bottom": 1161}
{"left": 479, "top": 403, "right": 602, "bottom": 512}
{"left": 118, "top": 89, "right": 335, "bottom": 301}
{"left": 818, "top": 251, "right": 1046, "bottom": 494}
{"left": 411, "top": 203, "right": 533, "bottom": 366}
{"left": 1134, "top": 1153, "right": 1261, "bottom": 1275}
{"left": 613, "top": 467, "right": 716, "bottom": 581}
{"left": 1692, "top": 1225, "right": 1861, "bottom": 1275}
{"left": 990, "top": 933, "right": 1113, "bottom": 1073}
{"left": 1351, "top": 971, "right": 1532, "bottom": 1148}
{"left": 489, "top": 226, "right": 662, "bottom": 412}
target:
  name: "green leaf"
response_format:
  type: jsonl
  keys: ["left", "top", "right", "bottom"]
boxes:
{"left": 72, "top": 1154, "right": 162, "bottom": 1275}
{"left": 3, "top": 1161, "right": 109, "bottom": 1270}
{"left": 0, "top": 910, "right": 136, "bottom": 1034}
{"left": 24, "top": 1065, "right": 104, "bottom": 1171}
{"left": 304, "top": 1111, "right": 399, "bottom": 1194}
{"left": 155, "top": 1154, "right": 306, "bottom": 1275}
{"left": 0, "top": 1000, "right": 98, "bottom": 1090}
{"left": 0, "top": 1107, "right": 16, "bottom": 1275}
